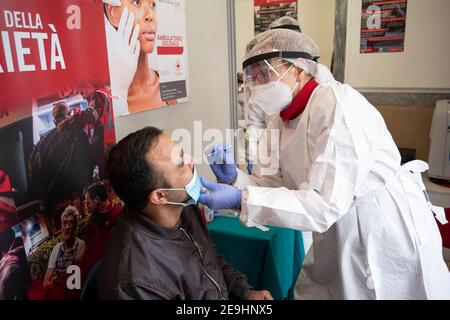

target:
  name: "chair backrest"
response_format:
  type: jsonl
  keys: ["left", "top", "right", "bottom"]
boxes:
{"left": 80, "top": 260, "right": 102, "bottom": 300}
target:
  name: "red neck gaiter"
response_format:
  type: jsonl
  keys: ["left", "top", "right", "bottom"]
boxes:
{"left": 280, "top": 78, "right": 319, "bottom": 122}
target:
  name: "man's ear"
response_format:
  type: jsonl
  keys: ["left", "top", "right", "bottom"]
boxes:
{"left": 105, "top": 4, "right": 122, "bottom": 28}
{"left": 149, "top": 190, "right": 167, "bottom": 205}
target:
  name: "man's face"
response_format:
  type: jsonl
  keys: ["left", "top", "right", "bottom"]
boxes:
{"left": 148, "top": 134, "right": 195, "bottom": 203}
{"left": 0, "top": 211, "right": 15, "bottom": 234}
{"left": 108, "top": 0, "right": 158, "bottom": 54}
{"left": 84, "top": 193, "right": 99, "bottom": 215}
{"left": 61, "top": 215, "right": 77, "bottom": 241}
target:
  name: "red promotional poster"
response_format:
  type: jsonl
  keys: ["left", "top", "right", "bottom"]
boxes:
{"left": 0, "top": 0, "right": 119, "bottom": 300}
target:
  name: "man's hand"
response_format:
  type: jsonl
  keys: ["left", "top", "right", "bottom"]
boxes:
{"left": 245, "top": 290, "right": 274, "bottom": 300}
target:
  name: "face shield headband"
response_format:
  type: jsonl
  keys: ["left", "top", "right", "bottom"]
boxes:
{"left": 242, "top": 51, "right": 319, "bottom": 70}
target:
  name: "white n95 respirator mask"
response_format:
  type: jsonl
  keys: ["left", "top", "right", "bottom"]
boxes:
{"left": 251, "top": 81, "right": 295, "bottom": 116}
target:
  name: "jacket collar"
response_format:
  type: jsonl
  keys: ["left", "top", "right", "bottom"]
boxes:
{"left": 123, "top": 206, "right": 196, "bottom": 240}
{"left": 279, "top": 78, "right": 318, "bottom": 122}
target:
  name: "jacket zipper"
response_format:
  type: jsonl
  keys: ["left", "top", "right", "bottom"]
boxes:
{"left": 179, "top": 227, "right": 226, "bottom": 300}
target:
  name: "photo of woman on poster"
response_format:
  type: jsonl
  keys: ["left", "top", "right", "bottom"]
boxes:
{"left": 104, "top": 0, "right": 177, "bottom": 116}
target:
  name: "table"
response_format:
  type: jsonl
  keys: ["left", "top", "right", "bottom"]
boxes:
{"left": 207, "top": 216, "right": 305, "bottom": 300}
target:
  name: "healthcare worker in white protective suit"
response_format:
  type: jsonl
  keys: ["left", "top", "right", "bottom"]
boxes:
{"left": 246, "top": 16, "right": 334, "bottom": 177}
{"left": 198, "top": 28, "right": 450, "bottom": 300}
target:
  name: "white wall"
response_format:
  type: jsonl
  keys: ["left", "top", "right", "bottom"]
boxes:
{"left": 345, "top": 0, "right": 450, "bottom": 92}
{"left": 235, "top": 0, "right": 255, "bottom": 73}
{"left": 298, "top": 0, "right": 335, "bottom": 70}
{"left": 235, "top": 0, "right": 336, "bottom": 72}
{"left": 114, "top": 0, "right": 232, "bottom": 178}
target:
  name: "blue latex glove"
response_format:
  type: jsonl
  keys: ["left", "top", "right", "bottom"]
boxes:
{"left": 198, "top": 177, "right": 242, "bottom": 211}
{"left": 205, "top": 142, "right": 238, "bottom": 184}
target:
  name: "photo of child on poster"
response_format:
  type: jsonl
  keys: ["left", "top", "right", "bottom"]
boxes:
{"left": 104, "top": 0, "right": 189, "bottom": 116}
{"left": 0, "top": 0, "right": 121, "bottom": 300}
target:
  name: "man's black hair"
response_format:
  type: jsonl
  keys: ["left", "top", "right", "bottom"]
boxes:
{"left": 106, "top": 127, "right": 170, "bottom": 211}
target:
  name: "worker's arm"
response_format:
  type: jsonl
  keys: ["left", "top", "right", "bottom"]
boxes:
{"left": 246, "top": 101, "right": 270, "bottom": 168}
{"left": 240, "top": 89, "right": 373, "bottom": 233}
{"left": 233, "top": 166, "right": 283, "bottom": 189}
{"left": 236, "top": 117, "right": 285, "bottom": 189}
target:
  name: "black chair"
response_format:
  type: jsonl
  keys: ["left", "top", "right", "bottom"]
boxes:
{"left": 80, "top": 260, "right": 102, "bottom": 300}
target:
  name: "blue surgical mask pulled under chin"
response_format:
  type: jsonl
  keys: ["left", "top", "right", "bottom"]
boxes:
{"left": 160, "top": 167, "right": 202, "bottom": 207}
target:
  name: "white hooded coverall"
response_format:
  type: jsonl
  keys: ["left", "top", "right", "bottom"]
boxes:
{"left": 235, "top": 80, "right": 450, "bottom": 299}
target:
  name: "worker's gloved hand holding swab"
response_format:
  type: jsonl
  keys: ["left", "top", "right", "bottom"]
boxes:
{"left": 205, "top": 143, "right": 237, "bottom": 184}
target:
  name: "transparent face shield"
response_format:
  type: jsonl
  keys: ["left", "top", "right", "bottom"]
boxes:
{"left": 242, "top": 51, "right": 319, "bottom": 113}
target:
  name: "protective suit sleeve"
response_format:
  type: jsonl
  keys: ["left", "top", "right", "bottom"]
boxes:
{"left": 234, "top": 167, "right": 283, "bottom": 189}
{"left": 246, "top": 101, "right": 270, "bottom": 168}
{"left": 240, "top": 87, "right": 371, "bottom": 233}
{"left": 235, "top": 117, "right": 284, "bottom": 190}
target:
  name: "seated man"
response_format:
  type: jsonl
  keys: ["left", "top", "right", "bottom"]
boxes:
{"left": 44, "top": 206, "right": 85, "bottom": 300}
{"left": 98, "top": 127, "right": 272, "bottom": 300}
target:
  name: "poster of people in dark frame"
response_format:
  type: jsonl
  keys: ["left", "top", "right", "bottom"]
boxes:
{"left": 360, "top": 0, "right": 408, "bottom": 53}
{"left": 0, "top": 0, "right": 121, "bottom": 300}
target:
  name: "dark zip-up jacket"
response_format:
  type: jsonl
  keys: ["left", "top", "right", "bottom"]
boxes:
{"left": 97, "top": 205, "right": 252, "bottom": 300}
